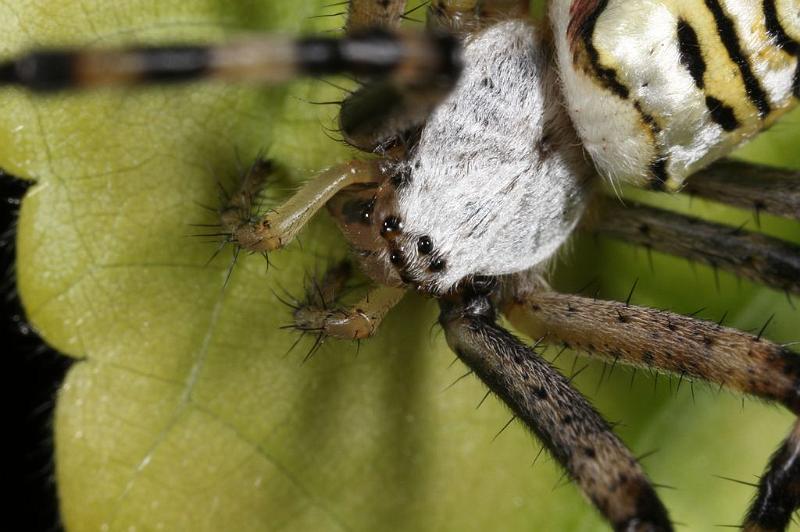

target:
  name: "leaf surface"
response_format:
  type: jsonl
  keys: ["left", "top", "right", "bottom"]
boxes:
{"left": 2, "top": 1, "right": 800, "bottom": 530}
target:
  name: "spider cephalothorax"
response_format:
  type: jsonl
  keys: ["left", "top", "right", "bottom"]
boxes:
{"left": 331, "top": 20, "right": 593, "bottom": 296}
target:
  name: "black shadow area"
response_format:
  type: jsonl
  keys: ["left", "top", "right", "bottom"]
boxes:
{"left": 2, "top": 173, "right": 71, "bottom": 532}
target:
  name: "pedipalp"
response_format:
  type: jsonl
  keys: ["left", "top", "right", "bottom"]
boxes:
{"left": 226, "top": 160, "right": 383, "bottom": 253}
{"left": 294, "top": 277, "right": 406, "bottom": 340}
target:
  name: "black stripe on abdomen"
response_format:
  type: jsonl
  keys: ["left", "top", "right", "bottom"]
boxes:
{"left": 633, "top": 101, "right": 670, "bottom": 190}
{"left": 676, "top": 18, "right": 741, "bottom": 131}
{"left": 579, "top": 0, "right": 630, "bottom": 99}
{"left": 705, "top": 95, "right": 740, "bottom": 130}
{"left": 576, "top": 0, "right": 671, "bottom": 189}
{"left": 764, "top": 0, "right": 800, "bottom": 97}
{"left": 677, "top": 18, "right": 706, "bottom": 88}
{"left": 705, "top": 0, "right": 772, "bottom": 117}
{"left": 648, "top": 158, "right": 669, "bottom": 191}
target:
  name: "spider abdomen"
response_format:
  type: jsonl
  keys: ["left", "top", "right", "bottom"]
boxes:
{"left": 554, "top": 0, "right": 799, "bottom": 191}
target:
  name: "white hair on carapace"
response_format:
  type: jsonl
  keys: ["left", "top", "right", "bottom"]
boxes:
{"left": 395, "top": 20, "right": 593, "bottom": 293}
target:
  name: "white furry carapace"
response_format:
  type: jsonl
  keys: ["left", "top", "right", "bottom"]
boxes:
{"left": 396, "top": 20, "right": 591, "bottom": 292}
{"left": 374, "top": 0, "right": 798, "bottom": 294}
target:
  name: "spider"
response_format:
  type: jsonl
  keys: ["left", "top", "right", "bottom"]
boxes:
{"left": 4, "top": 0, "right": 800, "bottom": 530}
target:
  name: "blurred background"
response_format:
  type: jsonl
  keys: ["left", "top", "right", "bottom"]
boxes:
{"left": 3, "top": 175, "right": 70, "bottom": 531}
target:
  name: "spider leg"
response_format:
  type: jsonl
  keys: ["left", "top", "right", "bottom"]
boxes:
{"left": 347, "top": 0, "right": 408, "bottom": 32}
{"left": 427, "top": 0, "right": 530, "bottom": 35}
{"left": 504, "top": 290, "right": 800, "bottom": 410}
{"left": 294, "top": 281, "right": 406, "bottom": 340}
{"left": 440, "top": 286, "right": 673, "bottom": 532}
{"left": 0, "top": 30, "right": 460, "bottom": 93}
{"left": 339, "top": 75, "right": 456, "bottom": 151}
{"left": 503, "top": 289, "right": 800, "bottom": 529}
{"left": 341, "top": 0, "right": 543, "bottom": 151}
{"left": 684, "top": 160, "right": 800, "bottom": 221}
{"left": 286, "top": 260, "right": 405, "bottom": 340}
{"left": 590, "top": 197, "right": 800, "bottom": 295}
{"left": 743, "top": 420, "right": 800, "bottom": 532}
{"left": 228, "top": 160, "right": 383, "bottom": 253}
{"left": 339, "top": 0, "right": 466, "bottom": 151}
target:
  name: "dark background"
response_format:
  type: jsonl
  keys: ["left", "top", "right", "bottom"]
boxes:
{"left": 3, "top": 174, "right": 70, "bottom": 532}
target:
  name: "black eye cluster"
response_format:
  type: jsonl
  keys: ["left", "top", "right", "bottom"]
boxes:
{"left": 379, "top": 215, "right": 446, "bottom": 282}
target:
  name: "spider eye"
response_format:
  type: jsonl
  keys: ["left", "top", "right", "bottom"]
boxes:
{"left": 429, "top": 257, "right": 446, "bottom": 272}
{"left": 381, "top": 216, "right": 402, "bottom": 237}
{"left": 389, "top": 250, "right": 404, "bottom": 265}
{"left": 417, "top": 235, "right": 433, "bottom": 254}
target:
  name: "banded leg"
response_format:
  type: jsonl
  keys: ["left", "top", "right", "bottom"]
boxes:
{"left": 291, "top": 261, "right": 406, "bottom": 340}
{"left": 440, "top": 290, "right": 673, "bottom": 532}
{"left": 590, "top": 198, "right": 800, "bottom": 295}
{"left": 227, "top": 160, "right": 382, "bottom": 253}
{"left": 684, "top": 160, "right": 800, "bottom": 221}
{"left": 427, "top": 0, "right": 529, "bottom": 34}
{"left": 0, "top": 31, "right": 460, "bottom": 92}
{"left": 503, "top": 290, "right": 800, "bottom": 529}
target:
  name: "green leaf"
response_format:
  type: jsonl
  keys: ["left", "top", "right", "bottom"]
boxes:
{"left": 2, "top": 1, "right": 799, "bottom": 530}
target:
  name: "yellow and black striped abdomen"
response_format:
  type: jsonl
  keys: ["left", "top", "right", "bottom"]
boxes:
{"left": 553, "top": 0, "right": 799, "bottom": 191}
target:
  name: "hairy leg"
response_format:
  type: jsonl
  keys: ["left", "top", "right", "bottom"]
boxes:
{"left": 427, "top": 0, "right": 530, "bottom": 34}
{"left": 589, "top": 198, "right": 800, "bottom": 295}
{"left": 337, "top": 32, "right": 463, "bottom": 150}
{"left": 503, "top": 289, "right": 800, "bottom": 529}
{"left": 504, "top": 290, "right": 800, "bottom": 409}
{"left": 440, "top": 287, "right": 673, "bottom": 531}
{"left": 342, "top": 0, "right": 548, "bottom": 151}
{"left": 743, "top": 420, "right": 800, "bottom": 532}
{"left": 347, "top": 0, "right": 408, "bottom": 32}
{"left": 684, "top": 160, "right": 800, "bottom": 221}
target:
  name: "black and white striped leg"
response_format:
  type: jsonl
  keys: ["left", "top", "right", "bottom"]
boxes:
{"left": 0, "top": 31, "right": 461, "bottom": 93}
{"left": 338, "top": 0, "right": 468, "bottom": 151}
{"left": 439, "top": 287, "right": 673, "bottom": 532}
